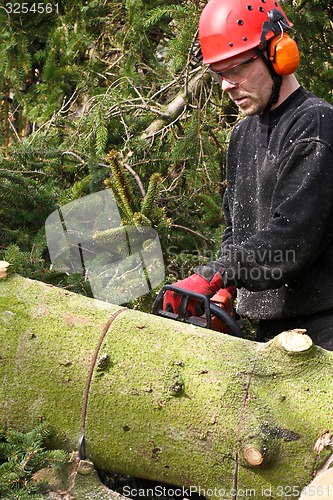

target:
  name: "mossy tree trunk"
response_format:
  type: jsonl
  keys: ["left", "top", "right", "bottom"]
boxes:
{"left": 1, "top": 275, "right": 333, "bottom": 498}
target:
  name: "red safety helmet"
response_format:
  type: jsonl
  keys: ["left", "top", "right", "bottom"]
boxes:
{"left": 199, "top": 0, "right": 294, "bottom": 65}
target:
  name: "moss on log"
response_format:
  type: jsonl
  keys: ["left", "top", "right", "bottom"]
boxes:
{"left": 1, "top": 275, "right": 333, "bottom": 498}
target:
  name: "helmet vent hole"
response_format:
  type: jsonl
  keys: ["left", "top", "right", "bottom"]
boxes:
{"left": 259, "top": 6, "right": 265, "bottom": 11}
{"left": 237, "top": 19, "right": 244, "bottom": 25}
{"left": 247, "top": 5, "right": 253, "bottom": 10}
{"left": 261, "top": 0, "right": 266, "bottom": 3}
{"left": 229, "top": 42, "right": 234, "bottom": 47}
{"left": 243, "top": 37, "right": 248, "bottom": 41}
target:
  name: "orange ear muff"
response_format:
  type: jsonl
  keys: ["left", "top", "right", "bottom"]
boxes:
{"left": 269, "top": 32, "right": 300, "bottom": 75}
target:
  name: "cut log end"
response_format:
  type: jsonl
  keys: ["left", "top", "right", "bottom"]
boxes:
{"left": 0, "top": 261, "right": 10, "bottom": 279}
{"left": 243, "top": 445, "right": 264, "bottom": 466}
{"left": 277, "top": 329, "right": 313, "bottom": 353}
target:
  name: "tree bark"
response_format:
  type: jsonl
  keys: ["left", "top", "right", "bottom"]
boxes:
{"left": 1, "top": 275, "right": 333, "bottom": 498}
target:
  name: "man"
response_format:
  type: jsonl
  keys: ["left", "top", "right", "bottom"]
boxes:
{"left": 163, "top": 0, "right": 333, "bottom": 349}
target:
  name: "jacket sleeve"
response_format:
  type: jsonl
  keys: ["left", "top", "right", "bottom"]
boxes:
{"left": 221, "top": 188, "right": 233, "bottom": 249}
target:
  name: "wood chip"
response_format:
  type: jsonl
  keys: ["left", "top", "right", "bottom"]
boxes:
{"left": 0, "top": 261, "right": 10, "bottom": 279}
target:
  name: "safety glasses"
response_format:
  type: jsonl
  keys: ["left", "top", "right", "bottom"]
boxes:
{"left": 208, "top": 54, "right": 259, "bottom": 85}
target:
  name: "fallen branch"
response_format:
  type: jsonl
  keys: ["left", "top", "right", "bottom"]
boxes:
{"left": 141, "top": 69, "right": 204, "bottom": 139}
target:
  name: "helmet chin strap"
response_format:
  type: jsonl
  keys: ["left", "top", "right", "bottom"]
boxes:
{"left": 254, "top": 45, "right": 282, "bottom": 147}
{"left": 270, "top": 74, "right": 283, "bottom": 105}
{"left": 254, "top": 45, "right": 283, "bottom": 106}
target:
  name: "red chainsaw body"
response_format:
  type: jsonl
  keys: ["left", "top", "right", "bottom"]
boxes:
{"left": 153, "top": 284, "right": 242, "bottom": 336}
{"left": 209, "top": 288, "right": 236, "bottom": 333}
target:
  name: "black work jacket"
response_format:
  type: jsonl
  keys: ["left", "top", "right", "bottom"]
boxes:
{"left": 217, "top": 87, "right": 333, "bottom": 320}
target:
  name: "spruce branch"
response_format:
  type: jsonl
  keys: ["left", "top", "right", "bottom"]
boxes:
{"left": 107, "top": 150, "right": 138, "bottom": 219}
{"left": 93, "top": 225, "right": 131, "bottom": 248}
{"left": 140, "top": 173, "right": 162, "bottom": 220}
{"left": 197, "top": 192, "right": 223, "bottom": 219}
{"left": 0, "top": 423, "right": 68, "bottom": 496}
{"left": 132, "top": 212, "right": 152, "bottom": 227}
{"left": 172, "top": 224, "right": 216, "bottom": 245}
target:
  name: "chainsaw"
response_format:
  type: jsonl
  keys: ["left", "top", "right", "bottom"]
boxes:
{"left": 152, "top": 284, "right": 244, "bottom": 338}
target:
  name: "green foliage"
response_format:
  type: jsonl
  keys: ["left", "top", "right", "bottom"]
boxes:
{"left": 3, "top": 244, "right": 47, "bottom": 280}
{"left": 101, "top": 150, "right": 170, "bottom": 236}
{"left": 0, "top": 423, "right": 68, "bottom": 498}
{"left": 143, "top": 2, "right": 200, "bottom": 72}
{"left": 285, "top": 0, "right": 333, "bottom": 101}
{"left": 2, "top": 244, "right": 93, "bottom": 297}
{"left": 0, "top": 163, "right": 57, "bottom": 251}
{"left": 141, "top": 172, "right": 163, "bottom": 220}
{"left": 0, "top": 0, "right": 331, "bottom": 310}
{"left": 106, "top": 150, "right": 139, "bottom": 220}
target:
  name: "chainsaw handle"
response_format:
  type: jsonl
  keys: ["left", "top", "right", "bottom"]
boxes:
{"left": 152, "top": 285, "right": 213, "bottom": 329}
{"left": 153, "top": 285, "right": 243, "bottom": 338}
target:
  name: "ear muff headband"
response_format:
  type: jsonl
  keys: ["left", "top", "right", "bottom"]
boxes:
{"left": 269, "top": 32, "right": 300, "bottom": 75}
